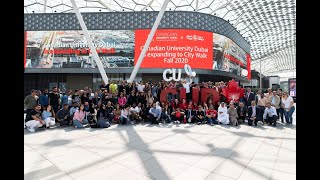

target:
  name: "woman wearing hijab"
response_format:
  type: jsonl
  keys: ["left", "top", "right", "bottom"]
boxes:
{"left": 217, "top": 102, "right": 229, "bottom": 125}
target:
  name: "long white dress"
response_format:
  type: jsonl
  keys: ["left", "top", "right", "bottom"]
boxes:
{"left": 218, "top": 105, "right": 229, "bottom": 125}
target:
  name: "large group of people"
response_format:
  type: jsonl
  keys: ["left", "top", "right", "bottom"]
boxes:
{"left": 24, "top": 79, "right": 295, "bottom": 133}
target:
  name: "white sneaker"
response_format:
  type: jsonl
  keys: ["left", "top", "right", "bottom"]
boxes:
{"left": 28, "top": 128, "right": 35, "bottom": 133}
{"left": 131, "top": 121, "right": 135, "bottom": 125}
{"left": 177, "top": 121, "right": 180, "bottom": 124}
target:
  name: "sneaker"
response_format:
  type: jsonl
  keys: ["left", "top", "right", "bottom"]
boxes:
{"left": 176, "top": 121, "right": 180, "bottom": 124}
{"left": 197, "top": 122, "right": 201, "bottom": 125}
{"left": 210, "top": 123, "right": 213, "bottom": 126}
{"left": 28, "top": 128, "right": 35, "bottom": 133}
{"left": 131, "top": 121, "right": 135, "bottom": 125}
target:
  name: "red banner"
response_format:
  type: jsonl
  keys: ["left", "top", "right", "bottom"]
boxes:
{"left": 246, "top": 54, "right": 251, "bottom": 80}
{"left": 135, "top": 29, "right": 213, "bottom": 69}
{"left": 24, "top": 31, "right": 27, "bottom": 69}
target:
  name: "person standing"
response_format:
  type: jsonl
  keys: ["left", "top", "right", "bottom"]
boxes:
{"left": 282, "top": 92, "right": 295, "bottom": 124}
{"left": 269, "top": 91, "right": 281, "bottom": 120}
{"left": 24, "top": 89, "right": 38, "bottom": 117}
{"left": 244, "top": 87, "right": 255, "bottom": 107}
{"left": 182, "top": 77, "right": 192, "bottom": 102}
{"left": 48, "top": 87, "right": 61, "bottom": 114}
{"left": 277, "top": 89, "right": 285, "bottom": 123}
{"left": 39, "top": 89, "right": 49, "bottom": 109}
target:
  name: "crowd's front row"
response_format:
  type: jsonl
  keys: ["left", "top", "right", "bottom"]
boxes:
{"left": 25, "top": 99, "right": 283, "bottom": 133}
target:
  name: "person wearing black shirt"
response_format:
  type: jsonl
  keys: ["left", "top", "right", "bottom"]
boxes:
{"left": 25, "top": 104, "right": 45, "bottom": 132}
{"left": 56, "top": 104, "right": 71, "bottom": 126}
{"left": 48, "top": 87, "right": 61, "bottom": 114}
{"left": 105, "top": 101, "right": 114, "bottom": 122}
{"left": 96, "top": 104, "right": 111, "bottom": 128}
{"left": 194, "top": 105, "right": 205, "bottom": 125}
{"left": 127, "top": 91, "right": 137, "bottom": 105}
{"left": 92, "top": 92, "right": 101, "bottom": 106}
{"left": 137, "top": 92, "right": 147, "bottom": 106}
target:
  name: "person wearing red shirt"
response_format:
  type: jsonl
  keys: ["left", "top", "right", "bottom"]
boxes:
{"left": 171, "top": 107, "right": 185, "bottom": 124}
{"left": 206, "top": 105, "right": 218, "bottom": 126}
{"left": 171, "top": 99, "right": 180, "bottom": 111}
{"left": 179, "top": 99, "right": 188, "bottom": 112}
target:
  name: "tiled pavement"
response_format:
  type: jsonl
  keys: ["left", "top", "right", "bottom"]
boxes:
{"left": 24, "top": 108, "right": 296, "bottom": 180}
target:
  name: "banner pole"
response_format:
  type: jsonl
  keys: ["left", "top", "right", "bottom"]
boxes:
{"left": 127, "top": 0, "right": 171, "bottom": 83}
{"left": 70, "top": 0, "right": 109, "bottom": 84}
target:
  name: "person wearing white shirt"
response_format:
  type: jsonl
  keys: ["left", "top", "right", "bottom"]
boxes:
{"left": 281, "top": 92, "right": 295, "bottom": 124}
{"left": 182, "top": 77, "right": 192, "bottom": 102}
{"left": 120, "top": 105, "right": 132, "bottom": 125}
{"left": 217, "top": 102, "right": 229, "bottom": 125}
{"left": 263, "top": 102, "right": 277, "bottom": 126}
{"left": 137, "top": 81, "right": 145, "bottom": 93}
{"left": 130, "top": 103, "right": 142, "bottom": 123}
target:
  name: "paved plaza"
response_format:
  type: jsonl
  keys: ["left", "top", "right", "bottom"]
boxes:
{"left": 24, "top": 110, "right": 296, "bottom": 180}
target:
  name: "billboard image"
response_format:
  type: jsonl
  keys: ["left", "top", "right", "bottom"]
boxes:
{"left": 26, "top": 30, "right": 134, "bottom": 68}
{"left": 213, "top": 33, "right": 247, "bottom": 76}
{"left": 25, "top": 29, "right": 250, "bottom": 79}
{"left": 289, "top": 78, "right": 296, "bottom": 97}
{"left": 135, "top": 29, "right": 213, "bottom": 69}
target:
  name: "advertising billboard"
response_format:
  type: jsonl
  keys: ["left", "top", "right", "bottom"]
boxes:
{"left": 213, "top": 33, "right": 248, "bottom": 76}
{"left": 289, "top": 78, "right": 296, "bottom": 97}
{"left": 25, "top": 29, "right": 250, "bottom": 79}
{"left": 26, "top": 30, "right": 134, "bottom": 68}
{"left": 135, "top": 29, "right": 213, "bottom": 69}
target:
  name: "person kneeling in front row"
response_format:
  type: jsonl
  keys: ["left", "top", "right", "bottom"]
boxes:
{"left": 56, "top": 104, "right": 71, "bottom": 126}
{"left": 149, "top": 103, "right": 161, "bottom": 124}
{"left": 25, "top": 104, "right": 45, "bottom": 132}
{"left": 263, "top": 102, "right": 277, "bottom": 126}
{"left": 73, "top": 104, "right": 88, "bottom": 128}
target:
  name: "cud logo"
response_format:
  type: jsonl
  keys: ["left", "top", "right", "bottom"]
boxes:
{"left": 163, "top": 64, "right": 197, "bottom": 81}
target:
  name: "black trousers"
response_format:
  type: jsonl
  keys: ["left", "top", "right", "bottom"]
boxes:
{"left": 186, "top": 93, "right": 191, "bottom": 102}
{"left": 194, "top": 116, "right": 204, "bottom": 123}
{"left": 248, "top": 117, "right": 260, "bottom": 126}
{"left": 265, "top": 115, "right": 277, "bottom": 126}
{"left": 172, "top": 116, "right": 183, "bottom": 123}
{"left": 150, "top": 116, "right": 160, "bottom": 124}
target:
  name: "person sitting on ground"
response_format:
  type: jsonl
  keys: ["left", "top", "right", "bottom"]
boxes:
{"left": 185, "top": 104, "right": 196, "bottom": 123}
{"left": 217, "top": 102, "right": 229, "bottom": 125}
{"left": 120, "top": 105, "right": 131, "bottom": 125}
{"left": 118, "top": 92, "right": 127, "bottom": 108}
{"left": 247, "top": 101, "right": 261, "bottom": 126}
{"left": 194, "top": 105, "right": 206, "bottom": 125}
{"left": 206, "top": 105, "right": 218, "bottom": 126}
{"left": 228, "top": 103, "right": 239, "bottom": 126}
{"left": 130, "top": 102, "right": 142, "bottom": 124}
{"left": 96, "top": 104, "right": 111, "bottom": 128}
{"left": 171, "top": 107, "right": 185, "bottom": 124}
{"left": 237, "top": 102, "right": 247, "bottom": 124}
{"left": 113, "top": 104, "right": 121, "bottom": 124}
{"left": 25, "top": 104, "right": 45, "bottom": 132}
{"left": 263, "top": 102, "right": 277, "bottom": 126}
{"left": 41, "top": 105, "right": 56, "bottom": 129}
{"left": 149, "top": 103, "right": 161, "bottom": 124}
{"left": 72, "top": 104, "right": 88, "bottom": 128}
{"left": 105, "top": 101, "right": 114, "bottom": 123}
{"left": 161, "top": 103, "right": 173, "bottom": 123}
{"left": 69, "top": 102, "right": 78, "bottom": 117}
{"left": 56, "top": 104, "right": 71, "bottom": 126}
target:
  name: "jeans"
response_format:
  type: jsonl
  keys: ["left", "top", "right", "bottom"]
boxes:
{"left": 284, "top": 106, "right": 295, "bottom": 124}
{"left": 278, "top": 108, "right": 284, "bottom": 122}
{"left": 207, "top": 117, "right": 218, "bottom": 124}
{"left": 120, "top": 117, "right": 128, "bottom": 125}
{"left": 73, "top": 119, "right": 88, "bottom": 128}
